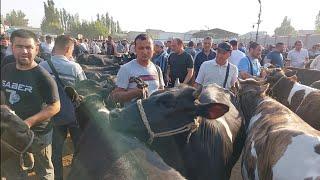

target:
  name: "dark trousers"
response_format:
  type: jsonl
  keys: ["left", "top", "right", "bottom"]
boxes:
{"left": 52, "top": 124, "right": 80, "bottom": 180}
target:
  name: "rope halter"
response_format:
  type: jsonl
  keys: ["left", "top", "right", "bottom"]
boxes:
{"left": 1, "top": 130, "right": 35, "bottom": 170}
{"left": 268, "top": 75, "right": 285, "bottom": 98}
{"left": 136, "top": 99, "right": 200, "bottom": 144}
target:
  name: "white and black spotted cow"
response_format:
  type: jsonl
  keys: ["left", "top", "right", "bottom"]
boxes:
{"left": 238, "top": 79, "right": 320, "bottom": 180}
{"left": 266, "top": 69, "right": 320, "bottom": 130}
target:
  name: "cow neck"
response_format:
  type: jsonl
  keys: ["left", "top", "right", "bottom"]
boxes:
{"left": 270, "top": 76, "right": 295, "bottom": 105}
{"left": 238, "top": 92, "right": 264, "bottom": 128}
{"left": 109, "top": 102, "right": 148, "bottom": 141}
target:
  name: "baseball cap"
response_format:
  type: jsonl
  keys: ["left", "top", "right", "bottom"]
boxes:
{"left": 154, "top": 40, "right": 165, "bottom": 47}
{"left": 217, "top": 42, "right": 232, "bottom": 52}
{"left": 229, "top": 38, "right": 238, "bottom": 42}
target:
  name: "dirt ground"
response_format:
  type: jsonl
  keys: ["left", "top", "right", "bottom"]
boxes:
{"left": 27, "top": 136, "right": 74, "bottom": 180}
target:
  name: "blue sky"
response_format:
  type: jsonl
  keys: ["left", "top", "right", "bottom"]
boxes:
{"left": 2, "top": 0, "right": 320, "bottom": 35}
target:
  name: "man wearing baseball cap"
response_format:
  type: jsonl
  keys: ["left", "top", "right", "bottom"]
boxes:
{"left": 195, "top": 42, "right": 238, "bottom": 90}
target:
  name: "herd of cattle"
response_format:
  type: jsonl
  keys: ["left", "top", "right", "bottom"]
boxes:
{"left": 1, "top": 54, "right": 320, "bottom": 180}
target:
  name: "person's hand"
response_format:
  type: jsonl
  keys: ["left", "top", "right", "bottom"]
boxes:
{"left": 134, "top": 88, "right": 148, "bottom": 99}
{"left": 24, "top": 119, "right": 32, "bottom": 129}
{"left": 260, "top": 69, "right": 267, "bottom": 79}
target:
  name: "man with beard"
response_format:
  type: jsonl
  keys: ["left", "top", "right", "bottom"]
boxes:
{"left": 1, "top": 29, "right": 60, "bottom": 179}
{"left": 238, "top": 42, "right": 266, "bottom": 79}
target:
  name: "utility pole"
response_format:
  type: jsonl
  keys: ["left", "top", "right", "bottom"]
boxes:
{"left": 255, "top": 0, "right": 262, "bottom": 42}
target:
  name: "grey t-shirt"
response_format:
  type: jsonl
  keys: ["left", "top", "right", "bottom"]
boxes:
{"left": 116, "top": 59, "right": 165, "bottom": 95}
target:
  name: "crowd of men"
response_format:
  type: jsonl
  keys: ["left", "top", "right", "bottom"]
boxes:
{"left": 1, "top": 29, "right": 320, "bottom": 180}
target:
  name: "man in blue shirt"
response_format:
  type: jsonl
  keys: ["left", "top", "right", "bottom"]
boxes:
{"left": 264, "top": 42, "right": 285, "bottom": 68}
{"left": 238, "top": 42, "right": 266, "bottom": 79}
{"left": 40, "top": 35, "right": 86, "bottom": 180}
{"left": 194, "top": 36, "right": 216, "bottom": 78}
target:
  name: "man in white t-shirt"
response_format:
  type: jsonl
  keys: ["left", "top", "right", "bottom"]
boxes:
{"left": 287, "top": 40, "right": 309, "bottom": 68}
{"left": 112, "top": 34, "right": 165, "bottom": 105}
{"left": 41, "top": 35, "right": 54, "bottom": 54}
{"left": 195, "top": 42, "right": 238, "bottom": 90}
{"left": 229, "top": 38, "right": 246, "bottom": 66}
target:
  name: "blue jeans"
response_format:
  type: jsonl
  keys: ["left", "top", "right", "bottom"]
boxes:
{"left": 52, "top": 124, "right": 80, "bottom": 180}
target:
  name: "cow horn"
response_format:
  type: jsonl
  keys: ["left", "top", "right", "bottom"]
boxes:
{"left": 193, "top": 86, "right": 202, "bottom": 99}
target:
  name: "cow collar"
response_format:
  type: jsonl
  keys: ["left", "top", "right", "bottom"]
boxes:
{"left": 136, "top": 99, "right": 200, "bottom": 144}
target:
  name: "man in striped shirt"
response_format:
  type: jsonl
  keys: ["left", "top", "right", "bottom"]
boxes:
{"left": 40, "top": 35, "right": 86, "bottom": 180}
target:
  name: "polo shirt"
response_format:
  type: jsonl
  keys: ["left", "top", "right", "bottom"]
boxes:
{"left": 287, "top": 49, "right": 309, "bottom": 68}
{"left": 195, "top": 59, "right": 238, "bottom": 90}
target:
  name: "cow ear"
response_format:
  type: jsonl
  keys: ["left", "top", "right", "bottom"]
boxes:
{"left": 285, "top": 70, "right": 297, "bottom": 77}
{"left": 196, "top": 103, "right": 229, "bottom": 119}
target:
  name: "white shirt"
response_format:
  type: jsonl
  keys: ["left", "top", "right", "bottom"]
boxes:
{"left": 229, "top": 49, "right": 246, "bottom": 66}
{"left": 41, "top": 42, "right": 54, "bottom": 54}
{"left": 80, "top": 43, "right": 89, "bottom": 51}
{"left": 287, "top": 48, "right": 309, "bottom": 68}
{"left": 116, "top": 59, "right": 165, "bottom": 95}
{"left": 310, "top": 55, "right": 320, "bottom": 70}
{"left": 195, "top": 59, "right": 238, "bottom": 90}
{"left": 92, "top": 43, "right": 101, "bottom": 54}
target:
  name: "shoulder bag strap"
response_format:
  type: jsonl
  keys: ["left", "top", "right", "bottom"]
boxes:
{"left": 155, "top": 64, "right": 162, "bottom": 83}
{"left": 246, "top": 56, "right": 254, "bottom": 75}
{"left": 47, "top": 59, "right": 66, "bottom": 88}
{"left": 223, "top": 62, "right": 230, "bottom": 88}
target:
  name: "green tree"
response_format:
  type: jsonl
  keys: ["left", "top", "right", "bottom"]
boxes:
{"left": 5, "top": 10, "right": 29, "bottom": 26}
{"left": 116, "top": 21, "right": 121, "bottom": 33}
{"left": 274, "top": 16, "right": 296, "bottom": 36}
{"left": 1, "top": 14, "right": 4, "bottom": 24}
{"left": 41, "top": 0, "right": 63, "bottom": 34}
{"left": 316, "top": 10, "right": 320, "bottom": 33}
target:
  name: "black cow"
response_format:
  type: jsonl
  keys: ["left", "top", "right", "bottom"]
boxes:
{"left": 77, "top": 54, "right": 105, "bottom": 66}
{"left": 285, "top": 67, "right": 320, "bottom": 86}
{"left": 74, "top": 79, "right": 117, "bottom": 109}
{"left": 68, "top": 95, "right": 186, "bottom": 180}
{"left": 1, "top": 106, "right": 42, "bottom": 174}
{"left": 110, "top": 85, "right": 244, "bottom": 180}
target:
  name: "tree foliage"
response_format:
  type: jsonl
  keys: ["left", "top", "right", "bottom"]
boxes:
{"left": 274, "top": 16, "right": 296, "bottom": 36}
{"left": 5, "top": 10, "right": 29, "bottom": 26}
{"left": 39, "top": 0, "right": 122, "bottom": 38}
{"left": 316, "top": 10, "right": 320, "bottom": 33}
{"left": 41, "top": 0, "right": 63, "bottom": 34}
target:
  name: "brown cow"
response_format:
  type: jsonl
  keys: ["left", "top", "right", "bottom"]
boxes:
{"left": 237, "top": 79, "right": 320, "bottom": 179}
{"left": 266, "top": 69, "right": 320, "bottom": 130}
